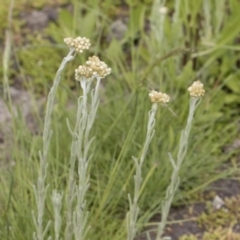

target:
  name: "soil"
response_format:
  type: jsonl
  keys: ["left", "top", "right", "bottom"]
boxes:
{"left": 135, "top": 177, "right": 240, "bottom": 240}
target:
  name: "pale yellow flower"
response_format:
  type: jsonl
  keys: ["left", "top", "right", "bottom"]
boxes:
{"left": 75, "top": 66, "right": 93, "bottom": 80}
{"left": 64, "top": 37, "right": 91, "bottom": 53}
{"left": 149, "top": 90, "right": 170, "bottom": 103}
{"left": 75, "top": 56, "right": 111, "bottom": 80}
{"left": 159, "top": 6, "right": 168, "bottom": 14}
{"left": 188, "top": 80, "right": 205, "bottom": 98}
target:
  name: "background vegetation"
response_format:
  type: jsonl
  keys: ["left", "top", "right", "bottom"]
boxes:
{"left": 0, "top": 0, "right": 240, "bottom": 239}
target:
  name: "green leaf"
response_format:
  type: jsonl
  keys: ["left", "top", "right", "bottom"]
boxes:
{"left": 225, "top": 74, "right": 240, "bottom": 94}
{"left": 224, "top": 94, "right": 240, "bottom": 104}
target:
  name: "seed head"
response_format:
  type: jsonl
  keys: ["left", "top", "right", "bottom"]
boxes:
{"left": 188, "top": 80, "right": 205, "bottom": 98}
{"left": 75, "top": 56, "right": 111, "bottom": 80}
{"left": 64, "top": 37, "right": 91, "bottom": 53}
{"left": 149, "top": 90, "right": 170, "bottom": 103}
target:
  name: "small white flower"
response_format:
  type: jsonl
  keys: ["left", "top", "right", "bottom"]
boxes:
{"left": 159, "top": 6, "right": 168, "bottom": 14}
{"left": 64, "top": 37, "right": 91, "bottom": 53}
{"left": 149, "top": 90, "right": 170, "bottom": 103}
{"left": 188, "top": 80, "right": 205, "bottom": 98}
{"left": 75, "top": 56, "right": 111, "bottom": 80}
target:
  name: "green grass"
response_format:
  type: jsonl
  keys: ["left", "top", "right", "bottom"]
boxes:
{"left": 1, "top": 0, "right": 240, "bottom": 239}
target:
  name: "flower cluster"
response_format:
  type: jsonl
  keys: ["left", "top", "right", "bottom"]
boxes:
{"left": 149, "top": 90, "right": 170, "bottom": 103}
{"left": 75, "top": 56, "right": 111, "bottom": 80}
{"left": 188, "top": 80, "right": 205, "bottom": 98}
{"left": 159, "top": 6, "right": 168, "bottom": 14}
{"left": 64, "top": 37, "right": 91, "bottom": 53}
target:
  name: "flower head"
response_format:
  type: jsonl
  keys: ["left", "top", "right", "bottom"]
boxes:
{"left": 64, "top": 37, "right": 91, "bottom": 53}
{"left": 159, "top": 6, "right": 168, "bottom": 14}
{"left": 75, "top": 56, "right": 111, "bottom": 80}
{"left": 188, "top": 80, "right": 205, "bottom": 98}
{"left": 149, "top": 90, "right": 170, "bottom": 103}
{"left": 75, "top": 65, "right": 93, "bottom": 79}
